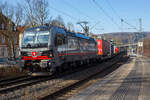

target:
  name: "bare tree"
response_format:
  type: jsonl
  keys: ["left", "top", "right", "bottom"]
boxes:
{"left": 24, "top": 0, "right": 49, "bottom": 27}
{"left": 0, "top": 2, "right": 24, "bottom": 60}
{"left": 51, "top": 15, "right": 65, "bottom": 28}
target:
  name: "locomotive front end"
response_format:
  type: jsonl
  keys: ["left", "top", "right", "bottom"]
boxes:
{"left": 20, "top": 27, "right": 53, "bottom": 73}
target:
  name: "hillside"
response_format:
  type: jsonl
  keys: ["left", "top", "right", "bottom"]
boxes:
{"left": 98, "top": 32, "right": 150, "bottom": 44}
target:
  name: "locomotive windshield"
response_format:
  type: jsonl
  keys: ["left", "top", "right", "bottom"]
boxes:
{"left": 21, "top": 31, "right": 49, "bottom": 48}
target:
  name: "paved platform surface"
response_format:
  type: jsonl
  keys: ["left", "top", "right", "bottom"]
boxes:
{"left": 68, "top": 57, "right": 150, "bottom": 100}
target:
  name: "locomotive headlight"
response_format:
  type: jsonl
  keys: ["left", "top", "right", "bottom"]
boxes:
{"left": 42, "top": 50, "right": 53, "bottom": 57}
{"left": 49, "top": 53, "right": 53, "bottom": 57}
{"left": 48, "top": 62, "right": 51, "bottom": 66}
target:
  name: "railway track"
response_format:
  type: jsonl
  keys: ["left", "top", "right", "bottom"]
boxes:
{"left": 0, "top": 54, "right": 127, "bottom": 100}
{"left": 40, "top": 55, "right": 128, "bottom": 100}
{"left": 0, "top": 75, "right": 54, "bottom": 94}
{"left": 0, "top": 62, "right": 97, "bottom": 94}
{"left": 0, "top": 76, "right": 32, "bottom": 88}
{"left": 0, "top": 75, "right": 28, "bottom": 84}
{"left": 0, "top": 61, "right": 98, "bottom": 94}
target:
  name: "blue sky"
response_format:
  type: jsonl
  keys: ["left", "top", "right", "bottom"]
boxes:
{"left": 1, "top": 0, "right": 150, "bottom": 34}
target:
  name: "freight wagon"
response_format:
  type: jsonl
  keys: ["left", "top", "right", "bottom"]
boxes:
{"left": 97, "top": 39, "right": 110, "bottom": 57}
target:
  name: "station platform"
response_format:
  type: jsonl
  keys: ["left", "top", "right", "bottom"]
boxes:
{"left": 68, "top": 57, "right": 150, "bottom": 100}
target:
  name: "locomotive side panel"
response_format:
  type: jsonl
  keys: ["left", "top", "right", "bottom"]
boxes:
{"left": 61, "top": 34, "right": 98, "bottom": 64}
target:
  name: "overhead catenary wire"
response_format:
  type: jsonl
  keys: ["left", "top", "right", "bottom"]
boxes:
{"left": 123, "top": 20, "right": 139, "bottom": 31}
{"left": 90, "top": 21, "right": 101, "bottom": 30}
{"left": 105, "top": 0, "right": 121, "bottom": 19}
{"left": 49, "top": 5, "right": 83, "bottom": 32}
{"left": 62, "top": 0, "right": 102, "bottom": 31}
{"left": 49, "top": 5, "right": 79, "bottom": 20}
{"left": 92, "top": 0, "right": 121, "bottom": 30}
{"left": 62, "top": 0, "right": 96, "bottom": 21}
{"left": 105, "top": 0, "right": 139, "bottom": 31}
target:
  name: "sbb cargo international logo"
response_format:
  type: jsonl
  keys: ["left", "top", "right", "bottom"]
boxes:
{"left": 32, "top": 52, "right": 37, "bottom": 57}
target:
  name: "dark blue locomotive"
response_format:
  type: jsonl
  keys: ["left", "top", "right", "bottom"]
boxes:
{"left": 20, "top": 26, "right": 98, "bottom": 74}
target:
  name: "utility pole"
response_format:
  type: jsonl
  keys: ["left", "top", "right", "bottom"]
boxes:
{"left": 139, "top": 18, "right": 142, "bottom": 32}
{"left": 77, "top": 21, "right": 89, "bottom": 36}
{"left": 139, "top": 18, "right": 143, "bottom": 55}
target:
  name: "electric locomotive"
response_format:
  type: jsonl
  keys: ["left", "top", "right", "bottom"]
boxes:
{"left": 20, "top": 26, "right": 98, "bottom": 75}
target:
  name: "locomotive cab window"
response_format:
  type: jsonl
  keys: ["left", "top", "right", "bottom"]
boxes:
{"left": 55, "top": 34, "right": 66, "bottom": 46}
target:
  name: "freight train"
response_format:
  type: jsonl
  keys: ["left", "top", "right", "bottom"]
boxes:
{"left": 20, "top": 26, "right": 126, "bottom": 75}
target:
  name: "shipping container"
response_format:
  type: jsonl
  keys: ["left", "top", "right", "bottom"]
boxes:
{"left": 97, "top": 39, "right": 110, "bottom": 56}
{"left": 115, "top": 47, "right": 119, "bottom": 54}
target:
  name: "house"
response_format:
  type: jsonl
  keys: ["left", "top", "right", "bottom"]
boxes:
{"left": 0, "top": 12, "right": 19, "bottom": 59}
